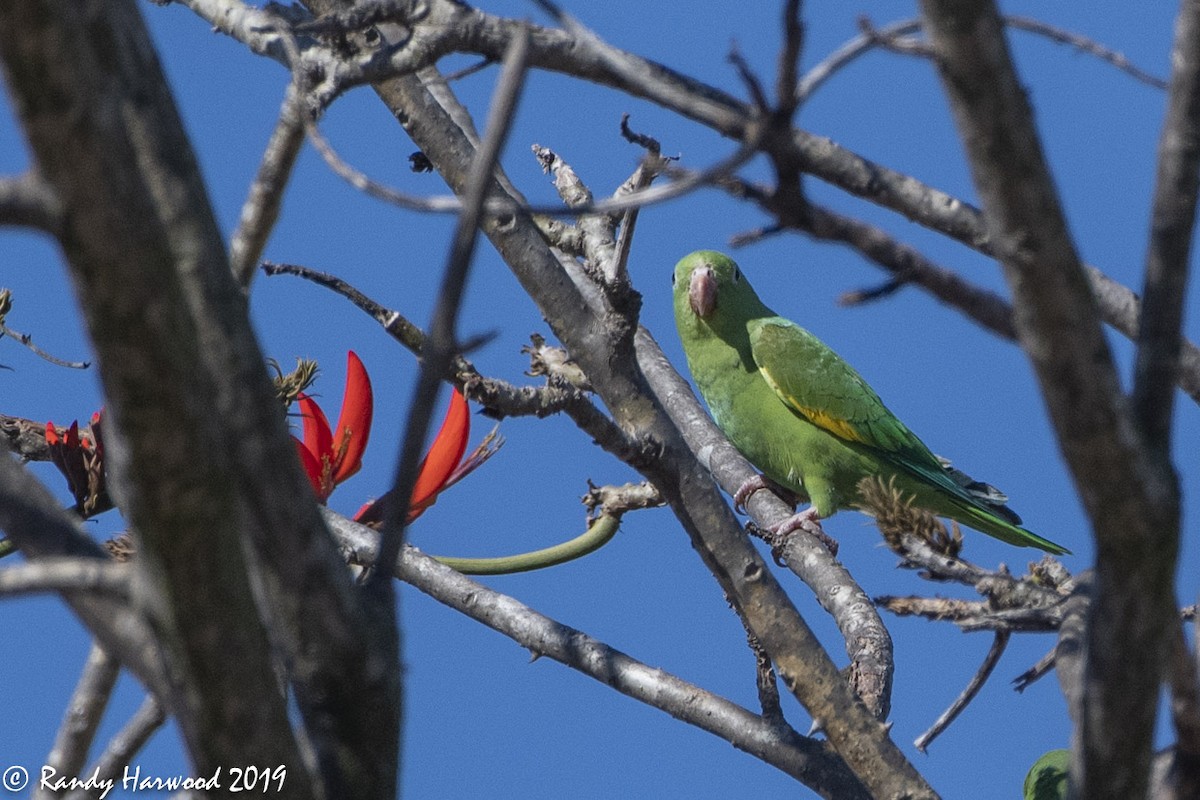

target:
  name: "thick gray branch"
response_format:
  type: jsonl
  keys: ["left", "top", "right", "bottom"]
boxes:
{"left": 635, "top": 328, "right": 894, "bottom": 722}
{"left": 0, "top": 2, "right": 397, "bottom": 794}
{"left": 917, "top": 3, "right": 1179, "bottom": 799}
{"left": 1135, "top": 0, "right": 1200, "bottom": 454}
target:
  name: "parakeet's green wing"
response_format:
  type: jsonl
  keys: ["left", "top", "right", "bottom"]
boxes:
{"left": 747, "top": 316, "right": 1071, "bottom": 554}
{"left": 748, "top": 318, "right": 946, "bottom": 476}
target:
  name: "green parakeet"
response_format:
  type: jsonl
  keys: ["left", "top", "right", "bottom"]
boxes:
{"left": 1023, "top": 749, "right": 1069, "bottom": 800}
{"left": 672, "top": 250, "right": 1069, "bottom": 555}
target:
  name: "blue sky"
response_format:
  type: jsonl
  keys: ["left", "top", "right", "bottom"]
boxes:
{"left": 2, "top": 1, "right": 1197, "bottom": 798}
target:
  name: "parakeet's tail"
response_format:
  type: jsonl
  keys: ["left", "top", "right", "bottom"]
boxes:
{"left": 949, "top": 497, "right": 1071, "bottom": 555}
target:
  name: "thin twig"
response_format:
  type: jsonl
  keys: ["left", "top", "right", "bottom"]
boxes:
{"left": 259, "top": 262, "right": 631, "bottom": 465}
{"left": 611, "top": 118, "right": 665, "bottom": 286}
{"left": 0, "top": 298, "right": 90, "bottom": 369}
{"left": 797, "top": 19, "right": 921, "bottom": 101}
{"left": 372, "top": 28, "right": 531, "bottom": 580}
{"left": 856, "top": 17, "right": 936, "bottom": 59}
{"left": 1013, "top": 646, "right": 1057, "bottom": 692}
{"left": 799, "top": 15, "right": 1166, "bottom": 104}
{"left": 914, "top": 631, "right": 1010, "bottom": 752}
{"left": 1006, "top": 15, "right": 1168, "bottom": 90}
{"left": 443, "top": 56, "right": 495, "bottom": 82}
{"left": 229, "top": 84, "right": 307, "bottom": 288}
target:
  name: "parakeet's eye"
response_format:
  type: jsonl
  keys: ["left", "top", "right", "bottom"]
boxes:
{"left": 732, "top": 267, "right": 741, "bottom": 283}
{"left": 671, "top": 270, "right": 676, "bottom": 287}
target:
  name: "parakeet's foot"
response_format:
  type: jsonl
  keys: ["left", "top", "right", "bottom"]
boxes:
{"left": 733, "top": 474, "right": 802, "bottom": 514}
{"left": 770, "top": 507, "right": 839, "bottom": 557}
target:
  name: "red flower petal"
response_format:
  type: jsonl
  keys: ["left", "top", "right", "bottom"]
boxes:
{"left": 409, "top": 388, "right": 470, "bottom": 513}
{"left": 298, "top": 392, "right": 333, "bottom": 463}
{"left": 45, "top": 421, "right": 60, "bottom": 446}
{"left": 293, "top": 435, "right": 329, "bottom": 501}
{"left": 331, "top": 350, "right": 373, "bottom": 484}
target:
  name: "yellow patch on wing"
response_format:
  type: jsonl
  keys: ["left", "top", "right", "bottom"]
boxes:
{"left": 759, "top": 366, "right": 872, "bottom": 446}
{"left": 796, "top": 407, "right": 871, "bottom": 445}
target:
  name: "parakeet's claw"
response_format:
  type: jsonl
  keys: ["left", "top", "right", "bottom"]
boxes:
{"left": 770, "top": 507, "right": 839, "bottom": 557}
{"left": 733, "top": 473, "right": 802, "bottom": 514}
{"left": 733, "top": 474, "right": 772, "bottom": 514}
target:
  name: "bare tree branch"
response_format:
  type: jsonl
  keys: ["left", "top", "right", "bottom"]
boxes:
{"left": 322, "top": 509, "right": 872, "bottom": 800}
{"left": 173, "top": 0, "right": 1200, "bottom": 408}
{"left": 917, "top": 3, "right": 1178, "bottom": 798}
{"left": 635, "top": 330, "right": 895, "bottom": 722}
{"left": 360, "top": 43, "right": 934, "bottom": 800}
{"left": 63, "top": 696, "right": 166, "bottom": 800}
{"left": 1005, "top": 15, "right": 1169, "bottom": 90}
{"left": 914, "top": 632, "right": 1010, "bottom": 753}
{"left": 39, "top": 643, "right": 120, "bottom": 800}
{"left": 229, "top": 85, "right": 306, "bottom": 288}
{"left": 0, "top": 170, "right": 61, "bottom": 233}
{"left": 0, "top": 443, "right": 168, "bottom": 700}
{"left": 1169, "top": 622, "right": 1200, "bottom": 798}
{"left": 0, "top": 558, "right": 129, "bottom": 598}
{"left": 1134, "top": 0, "right": 1200, "bottom": 454}
{"left": 0, "top": 1, "right": 398, "bottom": 793}
{"left": 0, "top": 413, "right": 48, "bottom": 461}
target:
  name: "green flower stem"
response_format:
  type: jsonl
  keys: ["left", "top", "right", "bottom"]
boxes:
{"left": 429, "top": 514, "right": 621, "bottom": 575}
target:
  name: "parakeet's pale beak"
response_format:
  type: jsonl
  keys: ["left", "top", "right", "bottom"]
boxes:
{"left": 689, "top": 266, "right": 717, "bottom": 318}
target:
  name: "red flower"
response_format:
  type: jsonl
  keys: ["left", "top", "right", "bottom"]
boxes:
{"left": 354, "top": 387, "right": 502, "bottom": 526}
{"left": 294, "top": 351, "right": 373, "bottom": 503}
